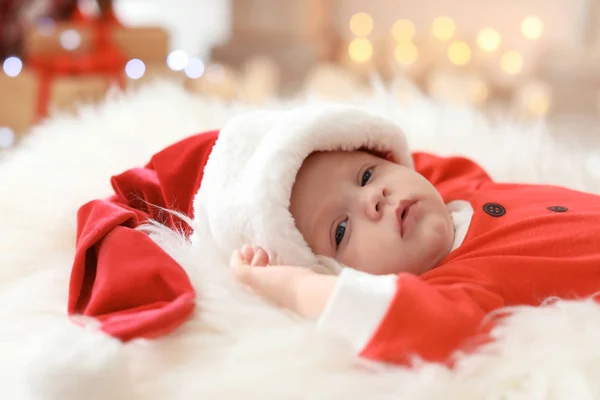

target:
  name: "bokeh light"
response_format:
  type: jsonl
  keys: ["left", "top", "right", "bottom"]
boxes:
{"left": 432, "top": 16, "right": 456, "bottom": 41}
{"left": 394, "top": 42, "right": 419, "bottom": 65}
{"left": 501, "top": 50, "right": 524, "bottom": 75}
{"left": 125, "top": 59, "right": 145, "bottom": 79}
{"left": 167, "top": 50, "right": 189, "bottom": 71}
{"left": 521, "top": 16, "right": 544, "bottom": 40}
{"left": 348, "top": 38, "right": 373, "bottom": 63}
{"left": 477, "top": 28, "right": 502, "bottom": 52}
{"left": 185, "top": 58, "right": 206, "bottom": 79}
{"left": 448, "top": 41, "right": 471, "bottom": 66}
{"left": 392, "top": 19, "right": 416, "bottom": 42}
{"left": 0, "top": 127, "right": 15, "bottom": 149}
{"left": 3, "top": 57, "right": 23, "bottom": 77}
{"left": 60, "top": 29, "right": 81, "bottom": 51}
{"left": 350, "top": 13, "right": 374, "bottom": 37}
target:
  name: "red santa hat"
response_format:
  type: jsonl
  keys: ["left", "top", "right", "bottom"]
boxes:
{"left": 191, "top": 104, "right": 413, "bottom": 271}
{"left": 68, "top": 104, "right": 413, "bottom": 343}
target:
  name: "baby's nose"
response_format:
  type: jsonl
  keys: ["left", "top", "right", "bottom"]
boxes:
{"left": 363, "top": 188, "right": 385, "bottom": 221}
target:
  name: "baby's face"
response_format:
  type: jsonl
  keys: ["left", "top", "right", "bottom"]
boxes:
{"left": 290, "top": 151, "right": 454, "bottom": 276}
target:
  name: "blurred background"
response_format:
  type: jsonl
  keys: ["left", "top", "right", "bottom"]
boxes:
{"left": 1, "top": 0, "right": 600, "bottom": 150}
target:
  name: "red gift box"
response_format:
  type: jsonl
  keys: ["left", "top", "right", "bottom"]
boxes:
{"left": 0, "top": 6, "right": 169, "bottom": 135}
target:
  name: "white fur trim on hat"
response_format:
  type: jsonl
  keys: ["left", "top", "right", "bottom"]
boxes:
{"left": 191, "top": 104, "right": 412, "bottom": 270}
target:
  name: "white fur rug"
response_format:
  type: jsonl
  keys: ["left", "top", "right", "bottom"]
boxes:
{"left": 2, "top": 80, "right": 600, "bottom": 400}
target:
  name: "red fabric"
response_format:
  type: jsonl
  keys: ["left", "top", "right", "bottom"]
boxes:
{"left": 360, "top": 152, "right": 600, "bottom": 365}
{"left": 69, "top": 130, "right": 219, "bottom": 341}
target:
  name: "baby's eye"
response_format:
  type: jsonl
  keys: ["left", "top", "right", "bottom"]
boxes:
{"left": 361, "top": 167, "right": 373, "bottom": 186}
{"left": 335, "top": 219, "right": 347, "bottom": 247}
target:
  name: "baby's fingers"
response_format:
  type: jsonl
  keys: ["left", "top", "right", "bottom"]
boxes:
{"left": 241, "top": 245, "right": 255, "bottom": 264}
{"left": 251, "top": 247, "right": 269, "bottom": 267}
{"left": 230, "top": 250, "right": 245, "bottom": 267}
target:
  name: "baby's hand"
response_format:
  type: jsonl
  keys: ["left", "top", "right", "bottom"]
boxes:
{"left": 231, "top": 245, "right": 270, "bottom": 267}
{"left": 229, "top": 246, "right": 337, "bottom": 319}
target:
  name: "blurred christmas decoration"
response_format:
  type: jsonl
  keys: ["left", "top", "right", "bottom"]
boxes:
{"left": 0, "top": 126, "right": 16, "bottom": 149}
{"left": 304, "top": 62, "right": 365, "bottom": 101}
{"left": 514, "top": 80, "right": 553, "bottom": 117}
{"left": 210, "top": 0, "right": 338, "bottom": 95}
{"left": 0, "top": 0, "right": 171, "bottom": 138}
{"left": 4, "top": 0, "right": 600, "bottom": 147}
{"left": 203, "top": 0, "right": 600, "bottom": 120}
{"left": 0, "top": 0, "right": 78, "bottom": 60}
{"left": 237, "top": 56, "right": 281, "bottom": 104}
{"left": 186, "top": 63, "right": 238, "bottom": 100}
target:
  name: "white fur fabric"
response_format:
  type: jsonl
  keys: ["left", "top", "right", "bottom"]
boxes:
{"left": 1, "top": 80, "right": 600, "bottom": 400}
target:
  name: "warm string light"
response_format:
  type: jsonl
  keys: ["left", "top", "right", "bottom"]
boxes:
{"left": 341, "top": 12, "right": 546, "bottom": 110}
{"left": 392, "top": 19, "right": 416, "bottom": 42}
{"left": 12, "top": 12, "right": 549, "bottom": 117}
{"left": 521, "top": 16, "right": 544, "bottom": 40}
{"left": 432, "top": 16, "right": 455, "bottom": 41}
{"left": 394, "top": 42, "right": 418, "bottom": 66}
{"left": 159, "top": 13, "right": 547, "bottom": 114}
{"left": 391, "top": 18, "right": 418, "bottom": 66}
{"left": 477, "top": 28, "right": 501, "bottom": 53}
{"left": 348, "top": 13, "right": 374, "bottom": 64}
{"left": 448, "top": 41, "right": 471, "bottom": 66}
{"left": 349, "top": 12, "right": 374, "bottom": 37}
{"left": 501, "top": 50, "right": 524, "bottom": 75}
{"left": 348, "top": 38, "right": 373, "bottom": 63}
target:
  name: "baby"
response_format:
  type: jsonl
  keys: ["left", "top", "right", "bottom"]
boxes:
{"left": 68, "top": 104, "right": 600, "bottom": 367}
{"left": 231, "top": 148, "right": 455, "bottom": 318}
{"left": 229, "top": 145, "right": 600, "bottom": 366}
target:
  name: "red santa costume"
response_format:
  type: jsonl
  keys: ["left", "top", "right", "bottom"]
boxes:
{"left": 68, "top": 105, "right": 600, "bottom": 365}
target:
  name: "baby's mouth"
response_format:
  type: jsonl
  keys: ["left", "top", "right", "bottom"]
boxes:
{"left": 396, "top": 200, "right": 417, "bottom": 238}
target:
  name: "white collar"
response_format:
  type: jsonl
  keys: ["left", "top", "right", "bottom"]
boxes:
{"left": 447, "top": 200, "right": 474, "bottom": 252}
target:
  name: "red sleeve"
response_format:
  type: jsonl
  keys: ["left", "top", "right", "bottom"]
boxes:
{"left": 412, "top": 152, "right": 493, "bottom": 201}
{"left": 360, "top": 263, "right": 504, "bottom": 365}
{"left": 68, "top": 130, "right": 219, "bottom": 342}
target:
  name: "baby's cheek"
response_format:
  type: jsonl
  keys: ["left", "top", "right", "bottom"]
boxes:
{"left": 419, "top": 217, "right": 454, "bottom": 269}
{"left": 431, "top": 215, "right": 454, "bottom": 249}
{"left": 338, "top": 248, "right": 374, "bottom": 274}
{"left": 353, "top": 245, "right": 401, "bottom": 275}
{"left": 338, "top": 226, "right": 403, "bottom": 275}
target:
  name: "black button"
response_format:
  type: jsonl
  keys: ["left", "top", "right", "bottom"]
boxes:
{"left": 483, "top": 202, "right": 506, "bottom": 217}
{"left": 547, "top": 205, "right": 568, "bottom": 213}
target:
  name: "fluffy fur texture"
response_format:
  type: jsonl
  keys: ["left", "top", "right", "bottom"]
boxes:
{"left": 1, "top": 80, "right": 600, "bottom": 399}
{"left": 192, "top": 104, "right": 412, "bottom": 271}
